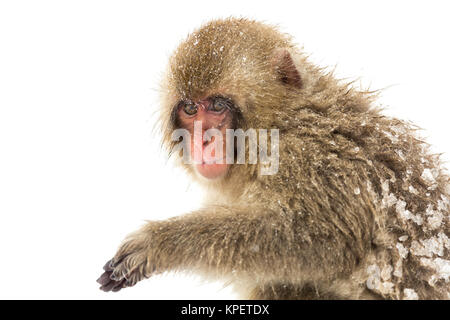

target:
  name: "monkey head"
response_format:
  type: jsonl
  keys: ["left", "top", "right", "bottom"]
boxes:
{"left": 159, "top": 18, "right": 305, "bottom": 181}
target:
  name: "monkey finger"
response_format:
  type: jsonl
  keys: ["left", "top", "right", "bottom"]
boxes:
{"left": 100, "top": 279, "right": 120, "bottom": 292}
{"left": 111, "top": 279, "right": 127, "bottom": 292}
{"left": 97, "top": 271, "right": 113, "bottom": 286}
{"left": 99, "top": 275, "right": 127, "bottom": 292}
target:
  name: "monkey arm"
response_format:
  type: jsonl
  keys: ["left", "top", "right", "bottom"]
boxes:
{"left": 98, "top": 205, "right": 365, "bottom": 291}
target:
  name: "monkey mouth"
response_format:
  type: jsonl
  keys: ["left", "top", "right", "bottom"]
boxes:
{"left": 195, "top": 161, "right": 229, "bottom": 180}
{"left": 194, "top": 143, "right": 229, "bottom": 179}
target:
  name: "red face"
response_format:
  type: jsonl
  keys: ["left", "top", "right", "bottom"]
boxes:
{"left": 175, "top": 96, "right": 235, "bottom": 179}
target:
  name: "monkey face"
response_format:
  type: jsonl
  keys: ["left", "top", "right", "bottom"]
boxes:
{"left": 174, "top": 95, "right": 237, "bottom": 179}
{"left": 161, "top": 19, "right": 304, "bottom": 181}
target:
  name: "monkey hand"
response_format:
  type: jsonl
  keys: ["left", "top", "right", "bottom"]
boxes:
{"left": 97, "top": 237, "right": 154, "bottom": 292}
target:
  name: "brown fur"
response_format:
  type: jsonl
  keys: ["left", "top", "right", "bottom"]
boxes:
{"left": 98, "top": 18, "right": 450, "bottom": 299}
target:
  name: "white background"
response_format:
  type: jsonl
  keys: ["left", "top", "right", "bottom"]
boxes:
{"left": 0, "top": 0, "right": 449, "bottom": 299}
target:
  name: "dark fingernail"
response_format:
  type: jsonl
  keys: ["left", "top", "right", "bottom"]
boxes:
{"left": 110, "top": 273, "right": 119, "bottom": 281}
{"left": 112, "top": 279, "right": 126, "bottom": 292}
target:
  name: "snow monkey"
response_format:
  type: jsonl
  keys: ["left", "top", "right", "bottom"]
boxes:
{"left": 97, "top": 18, "right": 450, "bottom": 299}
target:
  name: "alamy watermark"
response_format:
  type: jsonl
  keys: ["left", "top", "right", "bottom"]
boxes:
{"left": 171, "top": 121, "right": 279, "bottom": 175}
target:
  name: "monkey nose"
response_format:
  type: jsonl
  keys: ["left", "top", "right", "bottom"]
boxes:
{"left": 203, "top": 135, "right": 215, "bottom": 146}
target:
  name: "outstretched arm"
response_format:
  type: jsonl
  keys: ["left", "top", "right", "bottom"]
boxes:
{"left": 97, "top": 205, "right": 361, "bottom": 292}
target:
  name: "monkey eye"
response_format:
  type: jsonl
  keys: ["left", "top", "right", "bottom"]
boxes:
{"left": 210, "top": 97, "right": 229, "bottom": 112}
{"left": 183, "top": 102, "right": 198, "bottom": 116}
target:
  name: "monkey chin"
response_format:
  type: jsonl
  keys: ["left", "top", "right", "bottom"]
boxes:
{"left": 195, "top": 162, "right": 229, "bottom": 180}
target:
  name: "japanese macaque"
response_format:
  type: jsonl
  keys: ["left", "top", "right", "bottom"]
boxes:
{"left": 97, "top": 18, "right": 450, "bottom": 299}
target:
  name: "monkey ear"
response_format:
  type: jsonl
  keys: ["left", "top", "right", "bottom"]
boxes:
{"left": 272, "top": 48, "right": 303, "bottom": 89}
